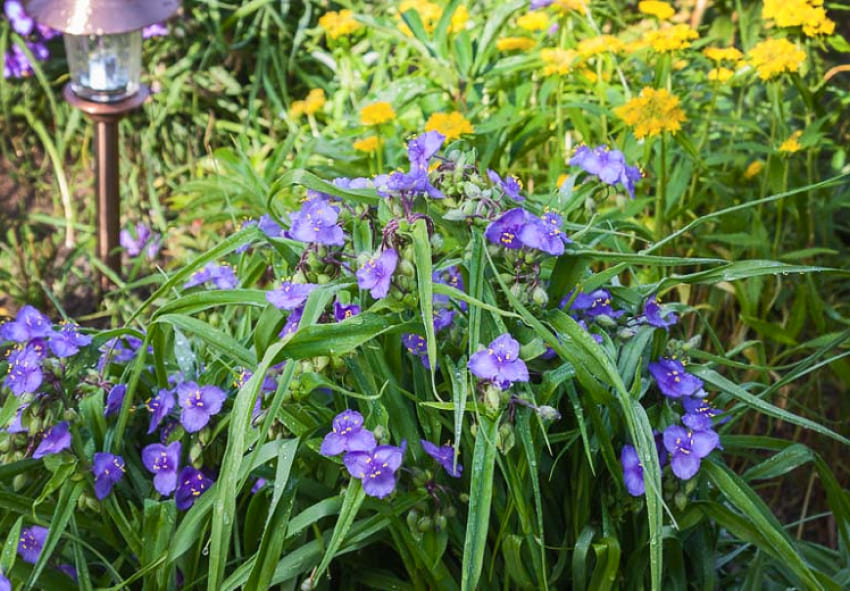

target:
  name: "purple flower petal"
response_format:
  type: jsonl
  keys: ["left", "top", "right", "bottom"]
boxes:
{"left": 33, "top": 422, "right": 71, "bottom": 459}
{"left": 18, "top": 525, "right": 48, "bottom": 564}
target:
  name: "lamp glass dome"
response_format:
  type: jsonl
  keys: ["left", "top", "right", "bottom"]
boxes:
{"left": 64, "top": 30, "right": 142, "bottom": 103}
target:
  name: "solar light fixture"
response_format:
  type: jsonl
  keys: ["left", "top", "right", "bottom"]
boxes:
{"left": 24, "top": 0, "right": 180, "bottom": 289}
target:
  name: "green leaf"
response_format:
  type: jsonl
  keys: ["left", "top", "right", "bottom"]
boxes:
{"left": 154, "top": 313, "right": 255, "bottom": 368}
{"left": 742, "top": 443, "right": 814, "bottom": 481}
{"left": 411, "top": 219, "right": 438, "bottom": 399}
{"left": 311, "top": 479, "right": 367, "bottom": 585}
{"left": 141, "top": 500, "right": 177, "bottom": 591}
{"left": 26, "top": 481, "right": 84, "bottom": 589}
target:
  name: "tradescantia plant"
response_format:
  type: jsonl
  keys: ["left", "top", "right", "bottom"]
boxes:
{"left": 1, "top": 131, "right": 849, "bottom": 591}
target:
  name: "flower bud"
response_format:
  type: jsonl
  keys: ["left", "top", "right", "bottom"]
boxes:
{"left": 435, "top": 515, "right": 448, "bottom": 532}
{"left": 595, "top": 314, "right": 618, "bottom": 328}
{"left": 498, "top": 422, "right": 515, "bottom": 454}
{"left": 531, "top": 286, "right": 549, "bottom": 307}
{"left": 189, "top": 440, "right": 204, "bottom": 464}
{"left": 617, "top": 327, "right": 636, "bottom": 340}
{"left": 674, "top": 491, "right": 688, "bottom": 512}
{"left": 316, "top": 273, "right": 332, "bottom": 284}
{"left": 483, "top": 386, "right": 502, "bottom": 414}
{"left": 683, "top": 335, "right": 702, "bottom": 351}
{"left": 536, "top": 405, "right": 562, "bottom": 423}
{"left": 398, "top": 260, "right": 415, "bottom": 278}
{"left": 429, "top": 233, "right": 444, "bottom": 252}
{"left": 417, "top": 516, "right": 433, "bottom": 532}
{"left": 372, "top": 424, "right": 386, "bottom": 443}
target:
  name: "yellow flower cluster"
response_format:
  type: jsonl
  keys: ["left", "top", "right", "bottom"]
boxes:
{"left": 354, "top": 136, "right": 381, "bottom": 153}
{"left": 744, "top": 160, "right": 764, "bottom": 179}
{"left": 425, "top": 112, "right": 475, "bottom": 141}
{"left": 497, "top": 37, "right": 537, "bottom": 52}
{"left": 541, "top": 48, "right": 578, "bottom": 76}
{"left": 398, "top": 0, "right": 442, "bottom": 35}
{"left": 615, "top": 87, "right": 686, "bottom": 139}
{"left": 550, "top": 0, "right": 587, "bottom": 14}
{"left": 291, "top": 89, "right": 326, "bottom": 118}
{"left": 643, "top": 24, "right": 699, "bottom": 53}
{"left": 517, "top": 11, "right": 549, "bottom": 32}
{"left": 638, "top": 1, "right": 675, "bottom": 20}
{"left": 707, "top": 68, "right": 734, "bottom": 83}
{"left": 779, "top": 130, "right": 803, "bottom": 153}
{"left": 360, "top": 102, "right": 396, "bottom": 126}
{"left": 449, "top": 6, "right": 469, "bottom": 33}
{"left": 702, "top": 47, "right": 743, "bottom": 63}
{"left": 763, "top": 0, "right": 835, "bottom": 37}
{"left": 577, "top": 35, "right": 625, "bottom": 58}
{"left": 318, "top": 9, "right": 361, "bottom": 39}
{"left": 747, "top": 38, "right": 806, "bottom": 80}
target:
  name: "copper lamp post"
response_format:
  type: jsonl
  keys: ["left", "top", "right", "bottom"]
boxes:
{"left": 24, "top": 0, "right": 180, "bottom": 290}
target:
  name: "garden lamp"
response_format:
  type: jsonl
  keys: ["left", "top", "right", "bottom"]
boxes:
{"left": 24, "top": 0, "right": 180, "bottom": 289}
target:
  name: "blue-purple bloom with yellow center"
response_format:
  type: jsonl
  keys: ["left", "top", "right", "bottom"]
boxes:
{"left": 663, "top": 424, "right": 720, "bottom": 480}
{"left": 421, "top": 440, "right": 463, "bottom": 478}
{"left": 266, "top": 281, "right": 317, "bottom": 310}
{"left": 485, "top": 208, "right": 570, "bottom": 255}
{"left": 402, "top": 333, "right": 433, "bottom": 369}
{"left": 682, "top": 396, "right": 725, "bottom": 431}
{"left": 333, "top": 300, "right": 361, "bottom": 322}
{"left": 184, "top": 263, "right": 238, "bottom": 290}
{"left": 570, "top": 145, "right": 642, "bottom": 199}
{"left": 4, "top": 345, "right": 43, "bottom": 396}
{"left": 177, "top": 382, "right": 226, "bottom": 433}
{"left": 564, "top": 289, "right": 623, "bottom": 319}
{"left": 92, "top": 452, "right": 126, "bottom": 500}
{"left": 175, "top": 466, "right": 214, "bottom": 510}
{"left": 146, "top": 388, "right": 176, "bottom": 434}
{"left": 18, "top": 525, "right": 48, "bottom": 564}
{"left": 343, "top": 443, "right": 406, "bottom": 498}
{"left": 643, "top": 297, "right": 678, "bottom": 329}
{"left": 620, "top": 444, "right": 645, "bottom": 496}
{"left": 142, "top": 441, "right": 181, "bottom": 495}
{"left": 33, "top": 422, "right": 71, "bottom": 459}
{"left": 356, "top": 248, "right": 398, "bottom": 299}
{"left": 487, "top": 170, "right": 524, "bottom": 201}
{"left": 468, "top": 333, "right": 529, "bottom": 390}
{"left": 648, "top": 358, "right": 704, "bottom": 399}
{"left": 48, "top": 322, "right": 92, "bottom": 358}
{"left": 320, "top": 410, "right": 376, "bottom": 456}
{"left": 384, "top": 132, "right": 445, "bottom": 199}
{"left": 288, "top": 197, "right": 345, "bottom": 246}
{"left": 0, "top": 305, "right": 52, "bottom": 342}
{"left": 104, "top": 384, "right": 126, "bottom": 417}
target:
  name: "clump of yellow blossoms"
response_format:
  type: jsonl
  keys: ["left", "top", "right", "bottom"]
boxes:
{"left": 449, "top": 6, "right": 469, "bottom": 33}
{"left": 291, "top": 89, "right": 326, "bottom": 118}
{"left": 549, "top": 0, "right": 587, "bottom": 14}
{"left": 763, "top": 0, "right": 835, "bottom": 37}
{"left": 747, "top": 38, "right": 806, "bottom": 80}
{"left": 354, "top": 136, "right": 381, "bottom": 153}
{"left": 398, "top": 1, "right": 442, "bottom": 35}
{"left": 497, "top": 37, "right": 537, "bottom": 52}
{"left": 779, "top": 130, "right": 803, "bottom": 153}
{"left": 318, "top": 10, "right": 361, "bottom": 39}
{"left": 638, "top": 1, "right": 675, "bottom": 20}
{"left": 708, "top": 68, "right": 734, "bottom": 83}
{"left": 577, "top": 35, "right": 625, "bottom": 58}
{"left": 744, "top": 160, "right": 764, "bottom": 179}
{"left": 643, "top": 24, "right": 699, "bottom": 53}
{"left": 360, "top": 102, "right": 396, "bottom": 126}
{"left": 517, "top": 11, "right": 549, "bottom": 32}
{"left": 702, "top": 46, "right": 743, "bottom": 63}
{"left": 615, "top": 87, "right": 686, "bottom": 139}
{"left": 541, "top": 48, "right": 577, "bottom": 76}
{"left": 425, "top": 112, "right": 475, "bottom": 141}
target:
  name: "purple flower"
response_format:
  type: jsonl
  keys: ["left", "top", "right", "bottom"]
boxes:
{"left": 384, "top": 132, "right": 446, "bottom": 199}
{"left": 468, "top": 333, "right": 529, "bottom": 390}
{"left": 432, "top": 265, "right": 467, "bottom": 312}
{"left": 0, "top": 305, "right": 52, "bottom": 342}
{"left": 643, "top": 297, "right": 678, "bottom": 329}
{"left": 421, "top": 440, "right": 462, "bottom": 477}
{"left": 4, "top": 1, "right": 33, "bottom": 35}
{"left": 48, "top": 323, "right": 92, "bottom": 358}
{"left": 175, "top": 466, "right": 214, "bottom": 510}
{"left": 356, "top": 248, "right": 398, "bottom": 299}
{"left": 484, "top": 208, "right": 529, "bottom": 249}
{"left": 33, "top": 422, "right": 71, "bottom": 459}
{"left": 530, "top": 0, "right": 553, "bottom": 8}
{"left": 177, "top": 382, "right": 226, "bottom": 433}
{"left": 564, "top": 289, "right": 623, "bottom": 319}
{"left": 92, "top": 452, "right": 126, "bottom": 500}
{"left": 6, "top": 404, "right": 28, "bottom": 433}
{"left": 487, "top": 170, "right": 524, "bottom": 201}
{"left": 662, "top": 424, "right": 720, "bottom": 480}
{"left": 288, "top": 198, "right": 345, "bottom": 246}
{"left": 18, "top": 525, "right": 48, "bottom": 564}
{"left": 649, "top": 358, "right": 704, "bottom": 399}
{"left": 320, "top": 410, "right": 377, "bottom": 456}
{"left": 146, "top": 388, "right": 176, "bottom": 434}
{"left": 682, "top": 396, "right": 725, "bottom": 431}
{"left": 333, "top": 300, "right": 361, "bottom": 322}
{"left": 621, "top": 444, "right": 645, "bottom": 496}
{"left": 279, "top": 307, "right": 304, "bottom": 338}
{"left": 251, "top": 477, "right": 267, "bottom": 493}
{"left": 266, "top": 281, "right": 317, "bottom": 310}
{"left": 0, "top": 572, "right": 10, "bottom": 591}
{"left": 343, "top": 443, "right": 406, "bottom": 498}
{"left": 142, "top": 23, "right": 168, "bottom": 38}
{"left": 98, "top": 335, "right": 144, "bottom": 369}
{"left": 519, "top": 212, "right": 570, "bottom": 256}
{"left": 432, "top": 307, "right": 455, "bottom": 333}
{"left": 256, "top": 214, "right": 284, "bottom": 238}
{"left": 3, "top": 43, "right": 33, "bottom": 78}
{"left": 570, "top": 145, "right": 642, "bottom": 199}
{"left": 142, "top": 441, "right": 181, "bottom": 495}
{"left": 104, "top": 384, "right": 126, "bottom": 417}
{"left": 184, "top": 263, "right": 238, "bottom": 290}
{"left": 402, "top": 333, "right": 434, "bottom": 369}
{"left": 408, "top": 131, "right": 445, "bottom": 174}
{"left": 3, "top": 346, "right": 43, "bottom": 396}
{"left": 120, "top": 222, "right": 161, "bottom": 259}
{"left": 57, "top": 564, "right": 77, "bottom": 581}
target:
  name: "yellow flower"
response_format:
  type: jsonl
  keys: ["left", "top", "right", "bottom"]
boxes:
{"left": 398, "top": 0, "right": 442, "bottom": 35}
{"left": 517, "top": 11, "right": 549, "bottom": 32}
{"left": 557, "top": 173, "right": 568, "bottom": 188}
{"left": 643, "top": 24, "right": 698, "bottom": 53}
{"left": 360, "top": 101, "right": 396, "bottom": 125}
{"left": 497, "top": 36, "right": 537, "bottom": 51}
{"left": 318, "top": 9, "right": 361, "bottom": 39}
{"left": 541, "top": 48, "right": 577, "bottom": 76}
{"left": 744, "top": 160, "right": 764, "bottom": 179}
{"left": 778, "top": 130, "right": 803, "bottom": 153}
{"left": 638, "top": 1, "right": 675, "bottom": 20}
{"left": 763, "top": 0, "right": 835, "bottom": 37}
{"left": 577, "top": 35, "right": 625, "bottom": 58}
{"left": 354, "top": 136, "right": 381, "bottom": 152}
{"left": 291, "top": 88, "right": 326, "bottom": 118}
{"left": 747, "top": 38, "right": 806, "bottom": 80}
{"left": 707, "top": 67, "right": 734, "bottom": 83}
{"left": 702, "top": 46, "right": 743, "bottom": 63}
{"left": 425, "top": 111, "right": 475, "bottom": 141}
{"left": 551, "top": 0, "right": 587, "bottom": 15}
{"left": 615, "top": 87, "right": 686, "bottom": 139}
{"left": 449, "top": 5, "right": 469, "bottom": 33}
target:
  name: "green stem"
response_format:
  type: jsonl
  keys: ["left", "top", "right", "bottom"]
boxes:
{"left": 655, "top": 134, "right": 667, "bottom": 244}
